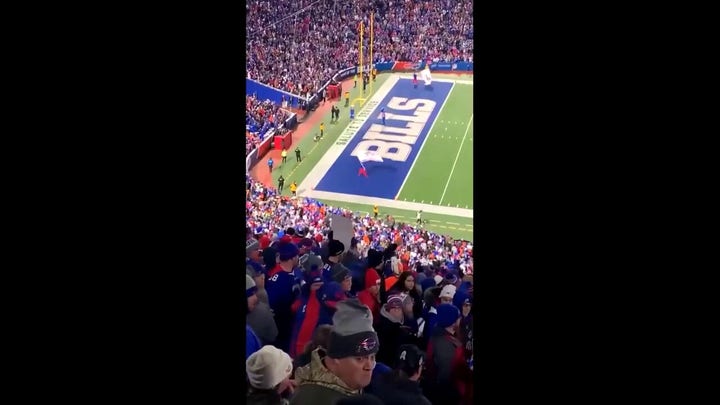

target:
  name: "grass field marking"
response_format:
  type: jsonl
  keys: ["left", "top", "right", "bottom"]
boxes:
{"left": 439, "top": 114, "right": 473, "bottom": 206}
{"left": 304, "top": 189, "right": 473, "bottom": 218}
{"left": 399, "top": 76, "right": 474, "bottom": 85}
{"left": 284, "top": 138, "right": 322, "bottom": 180}
{"left": 345, "top": 214, "right": 470, "bottom": 229}
{"left": 352, "top": 97, "right": 368, "bottom": 107}
{"left": 395, "top": 82, "right": 456, "bottom": 199}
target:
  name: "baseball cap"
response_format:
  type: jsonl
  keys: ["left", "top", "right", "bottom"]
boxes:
{"left": 396, "top": 344, "right": 424, "bottom": 374}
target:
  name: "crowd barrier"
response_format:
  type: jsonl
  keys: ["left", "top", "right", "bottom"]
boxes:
{"left": 246, "top": 147, "right": 259, "bottom": 173}
{"left": 274, "top": 131, "right": 294, "bottom": 150}
{"left": 284, "top": 112, "right": 298, "bottom": 130}
{"left": 256, "top": 129, "right": 276, "bottom": 160}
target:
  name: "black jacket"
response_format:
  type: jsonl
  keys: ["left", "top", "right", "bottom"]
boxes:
{"left": 365, "top": 372, "right": 432, "bottom": 405}
{"left": 375, "top": 307, "right": 420, "bottom": 366}
{"left": 247, "top": 387, "right": 289, "bottom": 405}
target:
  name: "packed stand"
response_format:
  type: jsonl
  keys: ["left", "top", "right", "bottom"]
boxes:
{"left": 245, "top": 0, "right": 474, "bottom": 95}
{"left": 245, "top": 176, "right": 474, "bottom": 404}
{"left": 246, "top": 94, "right": 291, "bottom": 156}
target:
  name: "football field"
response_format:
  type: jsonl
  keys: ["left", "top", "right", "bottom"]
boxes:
{"left": 271, "top": 73, "right": 474, "bottom": 240}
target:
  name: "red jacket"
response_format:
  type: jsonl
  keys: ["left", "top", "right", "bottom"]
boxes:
{"left": 357, "top": 290, "right": 380, "bottom": 325}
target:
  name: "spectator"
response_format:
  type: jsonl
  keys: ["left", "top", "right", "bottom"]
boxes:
{"left": 245, "top": 178, "right": 473, "bottom": 276}
{"left": 246, "top": 95, "right": 291, "bottom": 156}
{"left": 291, "top": 300, "right": 379, "bottom": 405}
{"left": 289, "top": 265, "right": 325, "bottom": 358}
{"left": 399, "top": 293, "right": 420, "bottom": 337}
{"left": 266, "top": 241, "right": 302, "bottom": 353}
{"left": 353, "top": 246, "right": 383, "bottom": 291}
{"left": 457, "top": 296, "right": 473, "bottom": 362}
{"left": 246, "top": 275, "right": 263, "bottom": 360}
{"left": 246, "top": 345, "right": 296, "bottom": 405}
{"left": 419, "top": 284, "right": 442, "bottom": 349}
{"left": 245, "top": 1, "right": 474, "bottom": 96}
{"left": 419, "top": 272, "right": 440, "bottom": 294}
{"left": 375, "top": 294, "right": 419, "bottom": 366}
{"left": 322, "top": 239, "right": 345, "bottom": 281}
{"left": 317, "top": 261, "right": 353, "bottom": 326}
{"left": 246, "top": 251, "right": 279, "bottom": 346}
{"left": 246, "top": 238, "right": 268, "bottom": 304}
{"left": 388, "top": 271, "right": 423, "bottom": 319}
{"left": 365, "top": 344, "right": 432, "bottom": 405}
{"left": 292, "top": 324, "right": 333, "bottom": 372}
{"left": 357, "top": 268, "right": 381, "bottom": 324}
{"left": 439, "top": 284, "right": 457, "bottom": 305}
{"left": 422, "top": 304, "right": 473, "bottom": 405}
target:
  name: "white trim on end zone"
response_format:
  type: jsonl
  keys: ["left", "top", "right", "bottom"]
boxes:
{"left": 307, "top": 189, "right": 473, "bottom": 218}
{"left": 395, "top": 82, "right": 456, "bottom": 199}
{"left": 298, "top": 75, "right": 400, "bottom": 194}
{"left": 399, "top": 76, "right": 474, "bottom": 85}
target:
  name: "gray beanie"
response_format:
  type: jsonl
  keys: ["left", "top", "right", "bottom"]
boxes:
{"left": 331, "top": 263, "right": 351, "bottom": 283}
{"left": 327, "top": 299, "right": 380, "bottom": 359}
{"left": 246, "top": 238, "right": 260, "bottom": 253}
{"left": 299, "top": 253, "right": 324, "bottom": 273}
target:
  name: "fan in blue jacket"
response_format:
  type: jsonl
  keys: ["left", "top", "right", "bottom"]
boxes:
{"left": 265, "top": 241, "right": 302, "bottom": 353}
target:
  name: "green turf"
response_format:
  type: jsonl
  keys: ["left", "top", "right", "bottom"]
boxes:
{"left": 316, "top": 199, "right": 473, "bottom": 241}
{"left": 396, "top": 82, "right": 474, "bottom": 209}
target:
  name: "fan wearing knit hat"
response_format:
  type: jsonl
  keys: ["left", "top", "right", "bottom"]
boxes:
{"left": 288, "top": 266, "right": 325, "bottom": 358}
{"left": 291, "top": 299, "right": 379, "bottom": 405}
{"left": 357, "top": 268, "right": 382, "bottom": 324}
{"left": 322, "top": 239, "right": 346, "bottom": 281}
{"left": 439, "top": 284, "right": 457, "bottom": 305}
{"left": 246, "top": 239, "right": 269, "bottom": 306}
{"left": 315, "top": 261, "right": 354, "bottom": 327}
{"left": 331, "top": 263, "right": 353, "bottom": 293}
{"left": 246, "top": 345, "right": 295, "bottom": 405}
{"left": 423, "top": 303, "right": 471, "bottom": 405}
{"left": 375, "top": 294, "right": 419, "bottom": 366}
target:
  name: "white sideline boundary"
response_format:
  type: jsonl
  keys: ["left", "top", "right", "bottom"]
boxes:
{"left": 305, "top": 190, "right": 473, "bottom": 218}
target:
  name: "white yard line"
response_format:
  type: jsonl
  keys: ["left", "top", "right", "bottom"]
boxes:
{"left": 439, "top": 115, "right": 473, "bottom": 205}
{"left": 395, "top": 82, "right": 456, "bottom": 199}
{"left": 305, "top": 189, "right": 473, "bottom": 218}
{"left": 398, "top": 76, "right": 474, "bottom": 85}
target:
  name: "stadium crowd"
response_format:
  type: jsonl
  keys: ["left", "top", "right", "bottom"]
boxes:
{"left": 245, "top": 0, "right": 473, "bottom": 96}
{"left": 245, "top": 176, "right": 474, "bottom": 404}
{"left": 244, "top": 0, "right": 475, "bottom": 402}
{"left": 246, "top": 94, "right": 292, "bottom": 156}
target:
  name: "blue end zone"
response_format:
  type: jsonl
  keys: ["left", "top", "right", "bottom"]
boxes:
{"left": 315, "top": 79, "right": 452, "bottom": 199}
